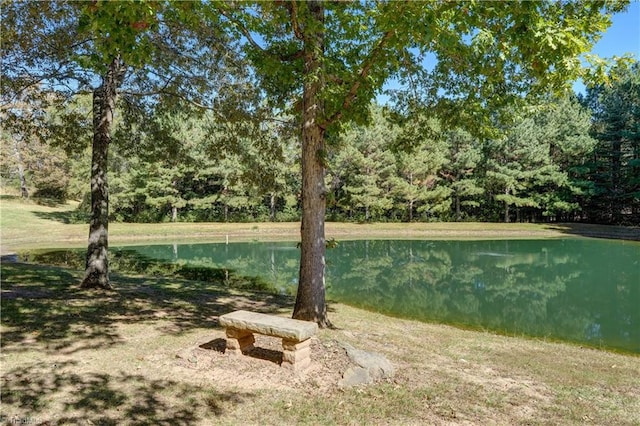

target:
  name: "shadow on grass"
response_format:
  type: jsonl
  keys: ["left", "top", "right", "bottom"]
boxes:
{"left": 31, "top": 209, "right": 88, "bottom": 224}
{"left": 19, "top": 248, "right": 281, "bottom": 294}
{"left": 549, "top": 223, "right": 640, "bottom": 241}
{"left": 1, "top": 360, "right": 255, "bottom": 424}
{"left": 1, "top": 254, "right": 293, "bottom": 356}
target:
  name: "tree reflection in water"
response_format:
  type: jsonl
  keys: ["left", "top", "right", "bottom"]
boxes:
{"left": 33, "top": 239, "right": 640, "bottom": 353}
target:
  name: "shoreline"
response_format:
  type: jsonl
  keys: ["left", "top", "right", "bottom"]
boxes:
{"left": 3, "top": 221, "right": 639, "bottom": 254}
{"left": 2, "top": 196, "right": 639, "bottom": 254}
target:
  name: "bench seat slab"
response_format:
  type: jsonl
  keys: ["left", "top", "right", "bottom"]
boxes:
{"left": 219, "top": 310, "right": 318, "bottom": 342}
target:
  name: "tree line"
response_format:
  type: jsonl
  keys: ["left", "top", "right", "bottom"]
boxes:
{"left": 2, "top": 0, "right": 636, "bottom": 326}
{"left": 4, "top": 68, "right": 638, "bottom": 225}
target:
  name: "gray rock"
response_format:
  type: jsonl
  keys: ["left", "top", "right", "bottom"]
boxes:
{"left": 338, "top": 367, "right": 371, "bottom": 387}
{"left": 341, "top": 342, "right": 395, "bottom": 381}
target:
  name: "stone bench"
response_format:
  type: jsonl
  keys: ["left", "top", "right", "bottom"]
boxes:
{"left": 218, "top": 310, "right": 318, "bottom": 371}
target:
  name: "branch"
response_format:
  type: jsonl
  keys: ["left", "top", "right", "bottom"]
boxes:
{"left": 120, "top": 84, "right": 266, "bottom": 126}
{"left": 121, "top": 85, "right": 234, "bottom": 127}
{"left": 286, "top": 1, "right": 304, "bottom": 41}
{"left": 118, "top": 75, "right": 175, "bottom": 99}
{"left": 326, "top": 29, "right": 395, "bottom": 126}
{"left": 1, "top": 65, "right": 95, "bottom": 110}
{"left": 218, "top": 6, "right": 266, "bottom": 53}
{"left": 219, "top": 4, "right": 303, "bottom": 62}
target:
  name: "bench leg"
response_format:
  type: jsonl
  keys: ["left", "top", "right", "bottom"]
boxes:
{"left": 282, "top": 338, "right": 312, "bottom": 372}
{"left": 225, "top": 328, "right": 255, "bottom": 355}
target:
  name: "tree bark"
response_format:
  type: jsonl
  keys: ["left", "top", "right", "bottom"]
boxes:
{"left": 504, "top": 201, "right": 510, "bottom": 223}
{"left": 408, "top": 199, "right": 414, "bottom": 222}
{"left": 81, "top": 56, "right": 124, "bottom": 290}
{"left": 408, "top": 172, "right": 413, "bottom": 222}
{"left": 171, "top": 180, "right": 178, "bottom": 222}
{"left": 611, "top": 139, "right": 622, "bottom": 223}
{"left": 270, "top": 192, "right": 276, "bottom": 222}
{"left": 12, "top": 139, "right": 28, "bottom": 199}
{"left": 292, "top": 0, "right": 331, "bottom": 327}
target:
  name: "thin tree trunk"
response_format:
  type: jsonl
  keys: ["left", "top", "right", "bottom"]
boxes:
{"left": 503, "top": 188, "right": 510, "bottom": 223}
{"left": 408, "top": 199, "right": 414, "bottom": 222}
{"left": 81, "top": 56, "right": 124, "bottom": 290}
{"left": 270, "top": 192, "right": 276, "bottom": 222}
{"left": 408, "top": 172, "right": 413, "bottom": 222}
{"left": 13, "top": 139, "right": 28, "bottom": 199}
{"left": 293, "top": 0, "right": 331, "bottom": 327}
{"left": 171, "top": 179, "right": 178, "bottom": 222}
{"left": 611, "top": 139, "right": 622, "bottom": 223}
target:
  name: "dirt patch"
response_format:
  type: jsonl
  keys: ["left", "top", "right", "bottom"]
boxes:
{"left": 173, "top": 334, "right": 354, "bottom": 393}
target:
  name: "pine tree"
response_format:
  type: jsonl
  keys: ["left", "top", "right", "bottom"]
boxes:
{"left": 585, "top": 62, "right": 640, "bottom": 224}
{"left": 390, "top": 115, "right": 449, "bottom": 221}
{"left": 441, "top": 129, "right": 484, "bottom": 221}
{"left": 331, "top": 107, "right": 397, "bottom": 221}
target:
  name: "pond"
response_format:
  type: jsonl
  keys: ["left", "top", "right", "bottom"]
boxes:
{"left": 125, "top": 238, "right": 640, "bottom": 354}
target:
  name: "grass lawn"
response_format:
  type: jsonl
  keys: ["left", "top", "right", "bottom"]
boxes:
{"left": 2, "top": 195, "right": 639, "bottom": 254}
{"left": 1, "top": 195, "right": 639, "bottom": 425}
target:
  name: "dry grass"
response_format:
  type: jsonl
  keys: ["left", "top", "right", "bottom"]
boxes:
{"left": 1, "top": 262, "right": 639, "bottom": 425}
{"left": 2, "top": 195, "right": 638, "bottom": 255}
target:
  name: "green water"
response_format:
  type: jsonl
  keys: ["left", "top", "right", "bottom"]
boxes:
{"left": 128, "top": 239, "right": 640, "bottom": 353}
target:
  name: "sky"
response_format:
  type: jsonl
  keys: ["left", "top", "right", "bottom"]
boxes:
{"left": 572, "top": 1, "right": 640, "bottom": 93}
{"left": 589, "top": 1, "right": 639, "bottom": 60}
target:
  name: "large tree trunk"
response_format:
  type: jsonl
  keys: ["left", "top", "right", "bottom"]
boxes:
{"left": 293, "top": 0, "right": 331, "bottom": 327}
{"left": 81, "top": 56, "right": 124, "bottom": 290}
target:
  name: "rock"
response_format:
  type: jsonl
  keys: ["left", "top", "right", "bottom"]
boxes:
{"left": 338, "top": 367, "right": 371, "bottom": 387}
{"left": 341, "top": 342, "right": 395, "bottom": 381}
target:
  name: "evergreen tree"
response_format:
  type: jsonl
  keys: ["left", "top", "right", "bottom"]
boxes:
{"left": 483, "top": 97, "right": 596, "bottom": 223}
{"left": 484, "top": 122, "right": 543, "bottom": 223}
{"left": 534, "top": 97, "right": 597, "bottom": 221}
{"left": 391, "top": 115, "right": 449, "bottom": 221}
{"left": 440, "top": 129, "right": 484, "bottom": 221}
{"left": 330, "top": 107, "right": 397, "bottom": 221}
{"left": 585, "top": 62, "right": 640, "bottom": 224}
